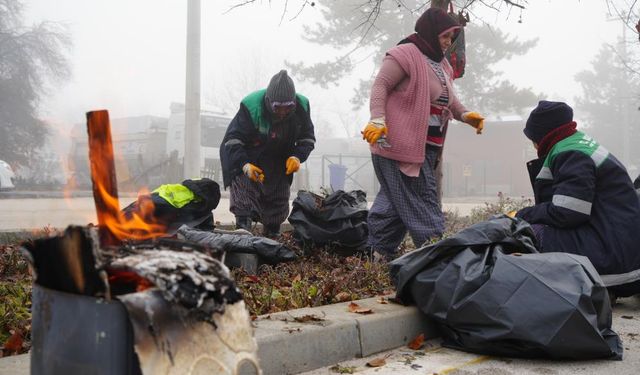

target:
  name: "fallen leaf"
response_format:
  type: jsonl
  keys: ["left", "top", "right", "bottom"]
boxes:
{"left": 250, "top": 315, "right": 258, "bottom": 321}
{"left": 377, "top": 296, "right": 388, "bottom": 304}
{"left": 243, "top": 275, "right": 259, "bottom": 283}
{"left": 329, "top": 365, "right": 356, "bottom": 374}
{"left": 408, "top": 333, "right": 425, "bottom": 350}
{"left": 3, "top": 330, "right": 23, "bottom": 353}
{"left": 366, "top": 357, "right": 387, "bottom": 367}
{"left": 335, "top": 291, "right": 351, "bottom": 302}
{"left": 348, "top": 302, "right": 373, "bottom": 314}
{"left": 293, "top": 314, "right": 325, "bottom": 323}
{"left": 293, "top": 274, "right": 302, "bottom": 282}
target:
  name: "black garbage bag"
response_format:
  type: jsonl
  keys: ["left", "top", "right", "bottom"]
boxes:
{"left": 177, "top": 226, "right": 296, "bottom": 265}
{"left": 288, "top": 190, "right": 368, "bottom": 254}
{"left": 390, "top": 216, "right": 622, "bottom": 360}
{"left": 122, "top": 178, "right": 221, "bottom": 234}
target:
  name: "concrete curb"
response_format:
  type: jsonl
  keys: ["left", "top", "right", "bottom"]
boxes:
{"left": 0, "top": 296, "right": 436, "bottom": 375}
{"left": 250, "top": 296, "right": 437, "bottom": 375}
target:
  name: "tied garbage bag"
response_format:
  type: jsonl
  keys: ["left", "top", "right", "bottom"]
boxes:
{"left": 177, "top": 226, "right": 296, "bottom": 265}
{"left": 288, "top": 190, "right": 368, "bottom": 254}
{"left": 390, "top": 216, "right": 623, "bottom": 360}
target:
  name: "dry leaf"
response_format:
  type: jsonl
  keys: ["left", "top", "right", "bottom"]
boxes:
{"left": 243, "top": 275, "right": 259, "bottom": 283}
{"left": 377, "top": 296, "right": 388, "bottom": 304}
{"left": 293, "top": 274, "right": 302, "bottom": 282}
{"left": 348, "top": 302, "right": 373, "bottom": 314}
{"left": 335, "top": 291, "right": 351, "bottom": 302}
{"left": 408, "top": 333, "right": 425, "bottom": 350}
{"left": 293, "top": 314, "right": 325, "bottom": 323}
{"left": 366, "top": 357, "right": 387, "bottom": 367}
{"left": 3, "top": 330, "right": 23, "bottom": 353}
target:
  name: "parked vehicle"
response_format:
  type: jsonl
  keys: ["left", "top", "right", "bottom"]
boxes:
{"left": 0, "top": 160, "right": 15, "bottom": 190}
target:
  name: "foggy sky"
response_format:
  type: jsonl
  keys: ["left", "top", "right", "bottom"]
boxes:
{"left": 23, "top": 0, "right": 624, "bottom": 134}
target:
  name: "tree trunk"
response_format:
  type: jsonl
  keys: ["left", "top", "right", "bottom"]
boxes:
{"left": 431, "top": 0, "right": 450, "bottom": 10}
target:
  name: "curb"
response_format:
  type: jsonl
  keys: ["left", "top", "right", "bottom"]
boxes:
{"left": 0, "top": 296, "right": 436, "bottom": 375}
{"left": 250, "top": 295, "right": 437, "bottom": 375}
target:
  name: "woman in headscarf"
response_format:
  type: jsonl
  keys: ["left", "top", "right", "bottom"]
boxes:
{"left": 362, "top": 7, "right": 485, "bottom": 261}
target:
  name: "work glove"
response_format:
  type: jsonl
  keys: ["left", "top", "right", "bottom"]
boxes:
{"left": 462, "top": 112, "right": 485, "bottom": 134}
{"left": 285, "top": 156, "right": 300, "bottom": 175}
{"left": 506, "top": 210, "right": 517, "bottom": 218}
{"left": 242, "top": 163, "right": 264, "bottom": 183}
{"left": 362, "top": 119, "right": 388, "bottom": 144}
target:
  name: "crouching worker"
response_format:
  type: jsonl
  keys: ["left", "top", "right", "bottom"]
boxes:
{"left": 220, "top": 70, "right": 316, "bottom": 237}
{"left": 516, "top": 100, "right": 640, "bottom": 297}
{"left": 122, "top": 178, "right": 221, "bottom": 234}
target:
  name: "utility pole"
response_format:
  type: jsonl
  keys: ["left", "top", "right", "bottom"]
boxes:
{"left": 621, "top": 23, "right": 631, "bottom": 168}
{"left": 184, "top": 0, "right": 201, "bottom": 179}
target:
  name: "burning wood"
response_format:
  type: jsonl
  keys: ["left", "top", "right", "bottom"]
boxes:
{"left": 23, "top": 109, "right": 260, "bottom": 375}
{"left": 87, "top": 110, "right": 166, "bottom": 245}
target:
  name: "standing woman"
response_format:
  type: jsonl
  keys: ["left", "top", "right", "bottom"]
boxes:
{"left": 362, "top": 7, "right": 485, "bottom": 260}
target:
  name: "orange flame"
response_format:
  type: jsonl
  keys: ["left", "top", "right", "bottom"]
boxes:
{"left": 88, "top": 110, "right": 166, "bottom": 242}
{"left": 95, "top": 183, "right": 166, "bottom": 241}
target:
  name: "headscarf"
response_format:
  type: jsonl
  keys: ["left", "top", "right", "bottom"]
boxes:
{"left": 402, "top": 7, "right": 460, "bottom": 62}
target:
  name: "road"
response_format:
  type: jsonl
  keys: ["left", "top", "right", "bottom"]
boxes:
{"left": 0, "top": 196, "right": 484, "bottom": 231}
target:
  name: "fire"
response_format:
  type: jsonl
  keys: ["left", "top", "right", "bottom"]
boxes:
{"left": 96, "top": 184, "right": 166, "bottom": 241}
{"left": 88, "top": 110, "right": 166, "bottom": 243}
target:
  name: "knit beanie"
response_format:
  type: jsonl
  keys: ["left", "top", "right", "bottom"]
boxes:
{"left": 265, "top": 70, "right": 296, "bottom": 105}
{"left": 524, "top": 101, "right": 574, "bottom": 143}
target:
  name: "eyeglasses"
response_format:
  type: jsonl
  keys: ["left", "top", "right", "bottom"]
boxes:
{"left": 271, "top": 101, "right": 296, "bottom": 112}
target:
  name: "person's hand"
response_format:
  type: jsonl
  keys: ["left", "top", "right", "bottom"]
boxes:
{"left": 462, "top": 112, "right": 485, "bottom": 134}
{"left": 242, "top": 163, "right": 264, "bottom": 183}
{"left": 362, "top": 120, "right": 388, "bottom": 144}
{"left": 285, "top": 156, "right": 300, "bottom": 175}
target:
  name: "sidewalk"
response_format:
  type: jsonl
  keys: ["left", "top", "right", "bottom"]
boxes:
{"left": 1, "top": 296, "right": 638, "bottom": 375}
{"left": 0, "top": 295, "right": 437, "bottom": 375}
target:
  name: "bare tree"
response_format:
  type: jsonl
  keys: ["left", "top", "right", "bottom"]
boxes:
{"left": 0, "top": 0, "right": 71, "bottom": 166}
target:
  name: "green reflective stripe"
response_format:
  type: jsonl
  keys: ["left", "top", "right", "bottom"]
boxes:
{"left": 600, "top": 269, "right": 640, "bottom": 287}
{"left": 552, "top": 194, "right": 592, "bottom": 215}
{"left": 153, "top": 184, "right": 196, "bottom": 208}
{"left": 591, "top": 145, "right": 609, "bottom": 166}
{"left": 225, "top": 139, "right": 244, "bottom": 147}
{"left": 536, "top": 166, "right": 553, "bottom": 180}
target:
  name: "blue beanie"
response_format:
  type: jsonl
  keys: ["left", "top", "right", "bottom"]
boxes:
{"left": 524, "top": 101, "right": 574, "bottom": 143}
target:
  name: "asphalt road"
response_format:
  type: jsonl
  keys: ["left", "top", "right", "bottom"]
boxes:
{"left": 0, "top": 196, "right": 483, "bottom": 231}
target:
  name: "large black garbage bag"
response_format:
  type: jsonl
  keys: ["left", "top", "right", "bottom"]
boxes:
{"left": 390, "top": 216, "right": 622, "bottom": 360}
{"left": 177, "top": 226, "right": 296, "bottom": 265}
{"left": 288, "top": 190, "right": 368, "bottom": 254}
{"left": 122, "top": 178, "right": 221, "bottom": 234}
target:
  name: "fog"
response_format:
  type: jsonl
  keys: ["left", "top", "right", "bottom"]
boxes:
{"left": 0, "top": 0, "right": 636, "bottom": 230}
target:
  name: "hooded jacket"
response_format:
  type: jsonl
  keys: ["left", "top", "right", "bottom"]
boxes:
{"left": 220, "top": 89, "right": 315, "bottom": 188}
{"left": 517, "top": 131, "right": 640, "bottom": 295}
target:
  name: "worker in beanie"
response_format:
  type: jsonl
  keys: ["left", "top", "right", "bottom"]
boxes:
{"left": 220, "top": 70, "right": 316, "bottom": 237}
{"left": 515, "top": 100, "right": 640, "bottom": 298}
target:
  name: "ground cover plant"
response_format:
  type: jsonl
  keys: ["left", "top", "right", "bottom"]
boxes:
{"left": 0, "top": 193, "right": 531, "bottom": 357}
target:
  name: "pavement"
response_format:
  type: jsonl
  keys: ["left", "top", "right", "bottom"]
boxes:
{"left": 1, "top": 296, "right": 639, "bottom": 375}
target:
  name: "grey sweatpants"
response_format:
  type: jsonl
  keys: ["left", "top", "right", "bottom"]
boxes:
{"left": 367, "top": 147, "right": 445, "bottom": 256}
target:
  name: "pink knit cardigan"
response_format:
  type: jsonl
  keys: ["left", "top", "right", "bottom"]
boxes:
{"left": 369, "top": 43, "right": 466, "bottom": 163}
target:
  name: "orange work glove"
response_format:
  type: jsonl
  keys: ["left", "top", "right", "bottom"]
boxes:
{"left": 242, "top": 163, "right": 264, "bottom": 183}
{"left": 506, "top": 210, "right": 517, "bottom": 218}
{"left": 462, "top": 112, "right": 485, "bottom": 134}
{"left": 361, "top": 120, "right": 388, "bottom": 144}
{"left": 285, "top": 156, "right": 301, "bottom": 175}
